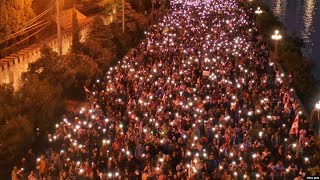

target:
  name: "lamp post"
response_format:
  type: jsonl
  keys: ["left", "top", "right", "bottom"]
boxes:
{"left": 56, "top": 0, "right": 62, "bottom": 55}
{"left": 151, "top": 0, "right": 155, "bottom": 23}
{"left": 316, "top": 102, "right": 320, "bottom": 136}
{"left": 255, "top": 7, "right": 263, "bottom": 14}
{"left": 122, "top": 0, "right": 125, "bottom": 33}
{"left": 310, "top": 101, "right": 320, "bottom": 136}
{"left": 271, "top": 30, "right": 282, "bottom": 61}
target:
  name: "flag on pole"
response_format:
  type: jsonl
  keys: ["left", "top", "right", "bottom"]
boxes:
{"left": 162, "top": 26, "right": 169, "bottom": 33}
{"left": 202, "top": 70, "right": 210, "bottom": 76}
{"left": 83, "top": 86, "right": 91, "bottom": 93}
{"left": 289, "top": 114, "right": 299, "bottom": 135}
{"left": 162, "top": 92, "right": 166, "bottom": 102}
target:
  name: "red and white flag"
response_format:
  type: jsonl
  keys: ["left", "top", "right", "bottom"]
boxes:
{"left": 289, "top": 114, "right": 299, "bottom": 135}
{"left": 83, "top": 86, "right": 91, "bottom": 93}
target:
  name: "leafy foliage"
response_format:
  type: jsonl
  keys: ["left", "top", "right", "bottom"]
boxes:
{"left": 116, "top": 2, "right": 148, "bottom": 33}
{"left": 71, "top": 8, "right": 82, "bottom": 53}
{"left": 110, "top": 2, "right": 148, "bottom": 57}
{"left": 24, "top": 45, "right": 102, "bottom": 100}
{"left": 62, "top": 53, "right": 102, "bottom": 98}
{"left": 0, "top": 0, "right": 35, "bottom": 38}
{"left": 126, "top": 0, "right": 152, "bottom": 13}
{"left": 101, "top": 0, "right": 119, "bottom": 15}
{"left": 31, "top": 0, "right": 53, "bottom": 15}
{"left": 256, "top": 12, "right": 284, "bottom": 39}
{"left": 0, "top": 0, "right": 36, "bottom": 57}
{"left": 87, "top": 16, "right": 116, "bottom": 50}
{"left": 0, "top": 85, "right": 19, "bottom": 126}
{"left": 0, "top": 116, "right": 34, "bottom": 162}
{"left": 83, "top": 39, "right": 115, "bottom": 70}
{"left": 18, "top": 75, "right": 65, "bottom": 131}
{"left": 308, "top": 166, "right": 320, "bottom": 176}
{"left": 289, "top": 58, "right": 317, "bottom": 99}
{"left": 278, "top": 35, "right": 317, "bottom": 100}
{"left": 83, "top": 16, "right": 117, "bottom": 70}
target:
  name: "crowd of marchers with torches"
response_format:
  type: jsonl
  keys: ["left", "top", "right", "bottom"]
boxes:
{"left": 12, "top": 0, "right": 320, "bottom": 179}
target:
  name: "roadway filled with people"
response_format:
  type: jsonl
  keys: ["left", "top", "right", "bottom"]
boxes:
{"left": 13, "top": 0, "right": 320, "bottom": 179}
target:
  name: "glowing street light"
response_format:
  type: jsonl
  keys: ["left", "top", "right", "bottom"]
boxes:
{"left": 271, "top": 30, "right": 282, "bottom": 40}
{"left": 311, "top": 100, "right": 320, "bottom": 136}
{"left": 255, "top": 7, "right": 263, "bottom": 14}
{"left": 271, "top": 30, "right": 282, "bottom": 61}
{"left": 315, "top": 101, "right": 320, "bottom": 110}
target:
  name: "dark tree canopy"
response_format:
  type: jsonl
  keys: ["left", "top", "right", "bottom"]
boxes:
{"left": 71, "top": 8, "right": 82, "bottom": 53}
{"left": 0, "top": 116, "right": 34, "bottom": 162}
{"left": 0, "top": 0, "right": 35, "bottom": 38}
{"left": 0, "top": 85, "right": 18, "bottom": 126}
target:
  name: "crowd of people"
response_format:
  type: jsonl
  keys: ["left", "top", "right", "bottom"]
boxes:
{"left": 12, "top": 0, "right": 320, "bottom": 179}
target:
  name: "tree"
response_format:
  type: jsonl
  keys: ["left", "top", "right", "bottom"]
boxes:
{"left": 0, "top": 116, "right": 34, "bottom": 163}
{"left": 88, "top": 16, "right": 116, "bottom": 50}
{"left": 110, "top": 2, "right": 148, "bottom": 57}
{"left": 0, "top": 0, "right": 36, "bottom": 58}
{"left": 18, "top": 75, "right": 65, "bottom": 131}
{"left": 71, "top": 8, "right": 82, "bottom": 53}
{"left": 127, "top": 0, "right": 152, "bottom": 13}
{"left": 256, "top": 12, "right": 284, "bottom": 41}
{"left": 83, "top": 16, "right": 116, "bottom": 70}
{"left": 101, "top": 0, "right": 118, "bottom": 15}
{"left": 25, "top": 45, "right": 102, "bottom": 100}
{"left": 0, "top": 0, "right": 35, "bottom": 38}
{"left": 0, "top": 85, "right": 19, "bottom": 125}
{"left": 290, "top": 59, "right": 317, "bottom": 99}
{"left": 31, "top": 0, "right": 53, "bottom": 15}
{"left": 24, "top": 45, "right": 67, "bottom": 87}
{"left": 279, "top": 35, "right": 317, "bottom": 101}
{"left": 62, "top": 53, "right": 102, "bottom": 99}
{"left": 83, "top": 39, "right": 115, "bottom": 70}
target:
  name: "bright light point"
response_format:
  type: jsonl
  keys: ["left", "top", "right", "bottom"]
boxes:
{"left": 293, "top": 143, "right": 297, "bottom": 148}
{"left": 316, "top": 102, "right": 320, "bottom": 110}
{"left": 272, "top": 30, "right": 282, "bottom": 40}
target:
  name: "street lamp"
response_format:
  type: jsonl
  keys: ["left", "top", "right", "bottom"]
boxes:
{"left": 122, "top": 0, "right": 125, "bottom": 33}
{"left": 272, "top": 30, "right": 282, "bottom": 40}
{"left": 315, "top": 101, "right": 320, "bottom": 110}
{"left": 271, "top": 30, "right": 282, "bottom": 61}
{"left": 151, "top": 0, "right": 155, "bottom": 23}
{"left": 56, "top": 0, "right": 62, "bottom": 55}
{"left": 311, "top": 101, "right": 320, "bottom": 136}
{"left": 255, "top": 7, "right": 263, "bottom": 14}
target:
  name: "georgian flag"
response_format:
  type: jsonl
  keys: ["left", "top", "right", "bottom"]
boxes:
{"left": 83, "top": 86, "right": 90, "bottom": 93}
{"left": 289, "top": 114, "right": 299, "bottom": 135}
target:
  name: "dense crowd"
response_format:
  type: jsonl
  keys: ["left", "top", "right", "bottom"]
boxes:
{"left": 12, "top": 0, "right": 320, "bottom": 179}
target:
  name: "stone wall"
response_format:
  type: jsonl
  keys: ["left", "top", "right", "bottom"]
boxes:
{"left": 0, "top": 23, "right": 90, "bottom": 89}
